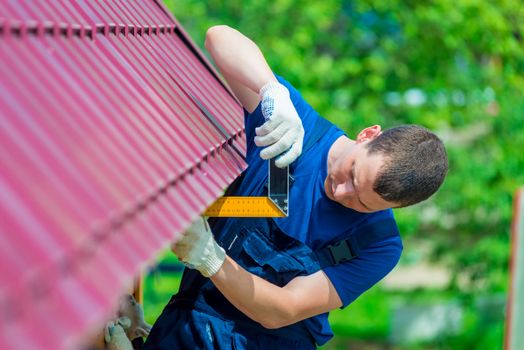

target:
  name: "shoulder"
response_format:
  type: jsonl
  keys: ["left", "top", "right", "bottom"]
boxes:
{"left": 323, "top": 234, "right": 402, "bottom": 308}
{"left": 320, "top": 211, "right": 403, "bottom": 308}
{"left": 274, "top": 74, "right": 312, "bottom": 116}
{"left": 244, "top": 73, "right": 325, "bottom": 154}
{"left": 345, "top": 210, "right": 403, "bottom": 262}
{"left": 242, "top": 73, "right": 310, "bottom": 136}
{"left": 272, "top": 74, "right": 318, "bottom": 124}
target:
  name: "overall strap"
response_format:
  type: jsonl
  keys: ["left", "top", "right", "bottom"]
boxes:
{"left": 314, "top": 218, "right": 399, "bottom": 269}
{"left": 303, "top": 117, "right": 333, "bottom": 153}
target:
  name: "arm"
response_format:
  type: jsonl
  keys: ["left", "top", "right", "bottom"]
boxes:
{"left": 205, "top": 25, "right": 276, "bottom": 113}
{"left": 173, "top": 218, "right": 342, "bottom": 329}
{"left": 211, "top": 256, "right": 342, "bottom": 329}
{"left": 205, "top": 25, "right": 304, "bottom": 168}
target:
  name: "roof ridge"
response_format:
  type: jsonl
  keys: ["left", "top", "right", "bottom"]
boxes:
{"left": 0, "top": 20, "right": 178, "bottom": 39}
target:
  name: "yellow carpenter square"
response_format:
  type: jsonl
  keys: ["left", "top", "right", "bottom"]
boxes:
{"left": 204, "top": 196, "right": 286, "bottom": 217}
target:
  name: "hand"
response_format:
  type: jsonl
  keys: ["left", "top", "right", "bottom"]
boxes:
{"left": 255, "top": 81, "right": 304, "bottom": 168}
{"left": 171, "top": 217, "right": 226, "bottom": 277}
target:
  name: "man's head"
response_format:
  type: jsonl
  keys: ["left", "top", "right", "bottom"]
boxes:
{"left": 366, "top": 125, "right": 448, "bottom": 207}
{"left": 325, "top": 124, "right": 448, "bottom": 212}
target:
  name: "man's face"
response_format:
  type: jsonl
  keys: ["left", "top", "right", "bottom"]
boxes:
{"left": 324, "top": 144, "right": 397, "bottom": 213}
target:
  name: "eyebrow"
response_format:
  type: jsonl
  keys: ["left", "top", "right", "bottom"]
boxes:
{"left": 351, "top": 163, "right": 374, "bottom": 211}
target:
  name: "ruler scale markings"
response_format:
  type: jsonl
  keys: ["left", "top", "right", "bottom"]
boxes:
{"left": 204, "top": 196, "right": 286, "bottom": 217}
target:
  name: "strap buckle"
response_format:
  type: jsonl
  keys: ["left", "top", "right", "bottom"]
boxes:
{"left": 328, "top": 240, "right": 356, "bottom": 265}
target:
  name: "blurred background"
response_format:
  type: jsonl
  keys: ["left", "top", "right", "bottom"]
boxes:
{"left": 143, "top": 1, "right": 524, "bottom": 349}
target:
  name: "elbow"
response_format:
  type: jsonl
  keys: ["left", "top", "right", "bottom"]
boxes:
{"left": 259, "top": 318, "right": 288, "bottom": 330}
{"left": 259, "top": 313, "right": 296, "bottom": 330}
{"left": 256, "top": 303, "right": 298, "bottom": 330}
{"left": 204, "top": 25, "right": 233, "bottom": 51}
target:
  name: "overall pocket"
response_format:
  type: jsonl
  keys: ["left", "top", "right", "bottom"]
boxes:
{"left": 240, "top": 229, "right": 306, "bottom": 286}
{"left": 154, "top": 308, "right": 236, "bottom": 350}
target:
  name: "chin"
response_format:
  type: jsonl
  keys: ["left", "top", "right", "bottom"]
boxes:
{"left": 351, "top": 207, "right": 370, "bottom": 213}
{"left": 338, "top": 200, "right": 366, "bottom": 212}
{"left": 333, "top": 198, "right": 353, "bottom": 209}
{"left": 339, "top": 201, "right": 357, "bottom": 210}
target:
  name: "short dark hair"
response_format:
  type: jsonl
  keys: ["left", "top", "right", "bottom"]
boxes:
{"left": 366, "top": 125, "right": 448, "bottom": 207}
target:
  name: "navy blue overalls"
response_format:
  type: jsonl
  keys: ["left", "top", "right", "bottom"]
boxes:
{"left": 144, "top": 118, "right": 398, "bottom": 349}
{"left": 144, "top": 216, "right": 323, "bottom": 349}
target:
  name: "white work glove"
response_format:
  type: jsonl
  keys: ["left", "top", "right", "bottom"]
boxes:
{"left": 171, "top": 217, "right": 226, "bottom": 277}
{"left": 256, "top": 81, "right": 305, "bottom": 168}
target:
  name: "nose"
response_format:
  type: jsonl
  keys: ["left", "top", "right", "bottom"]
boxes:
{"left": 333, "top": 180, "right": 355, "bottom": 199}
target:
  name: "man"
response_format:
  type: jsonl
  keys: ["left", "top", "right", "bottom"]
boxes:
{"left": 144, "top": 25, "right": 448, "bottom": 349}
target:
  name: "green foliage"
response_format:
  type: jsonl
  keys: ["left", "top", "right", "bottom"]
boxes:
{"left": 328, "top": 286, "right": 390, "bottom": 339}
{"left": 164, "top": 0, "right": 523, "bottom": 294}
{"left": 157, "top": 0, "right": 524, "bottom": 347}
{"left": 142, "top": 250, "right": 183, "bottom": 325}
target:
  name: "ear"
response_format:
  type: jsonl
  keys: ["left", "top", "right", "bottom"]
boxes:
{"left": 356, "top": 125, "right": 382, "bottom": 144}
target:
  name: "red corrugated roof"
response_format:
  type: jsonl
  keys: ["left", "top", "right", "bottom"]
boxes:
{"left": 0, "top": 1, "right": 246, "bottom": 349}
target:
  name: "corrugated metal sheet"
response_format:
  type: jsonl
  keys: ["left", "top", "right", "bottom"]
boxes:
{"left": 0, "top": 1, "right": 247, "bottom": 349}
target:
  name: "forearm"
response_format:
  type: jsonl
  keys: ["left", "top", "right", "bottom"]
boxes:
{"left": 205, "top": 25, "right": 277, "bottom": 93}
{"left": 210, "top": 255, "right": 296, "bottom": 329}
{"left": 174, "top": 218, "right": 342, "bottom": 327}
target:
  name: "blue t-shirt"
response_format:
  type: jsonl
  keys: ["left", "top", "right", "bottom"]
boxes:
{"left": 242, "top": 75, "right": 403, "bottom": 345}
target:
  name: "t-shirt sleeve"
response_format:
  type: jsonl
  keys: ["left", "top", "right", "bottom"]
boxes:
{"left": 322, "top": 235, "right": 403, "bottom": 308}
{"left": 242, "top": 74, "right": 318, "bottom": 160}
